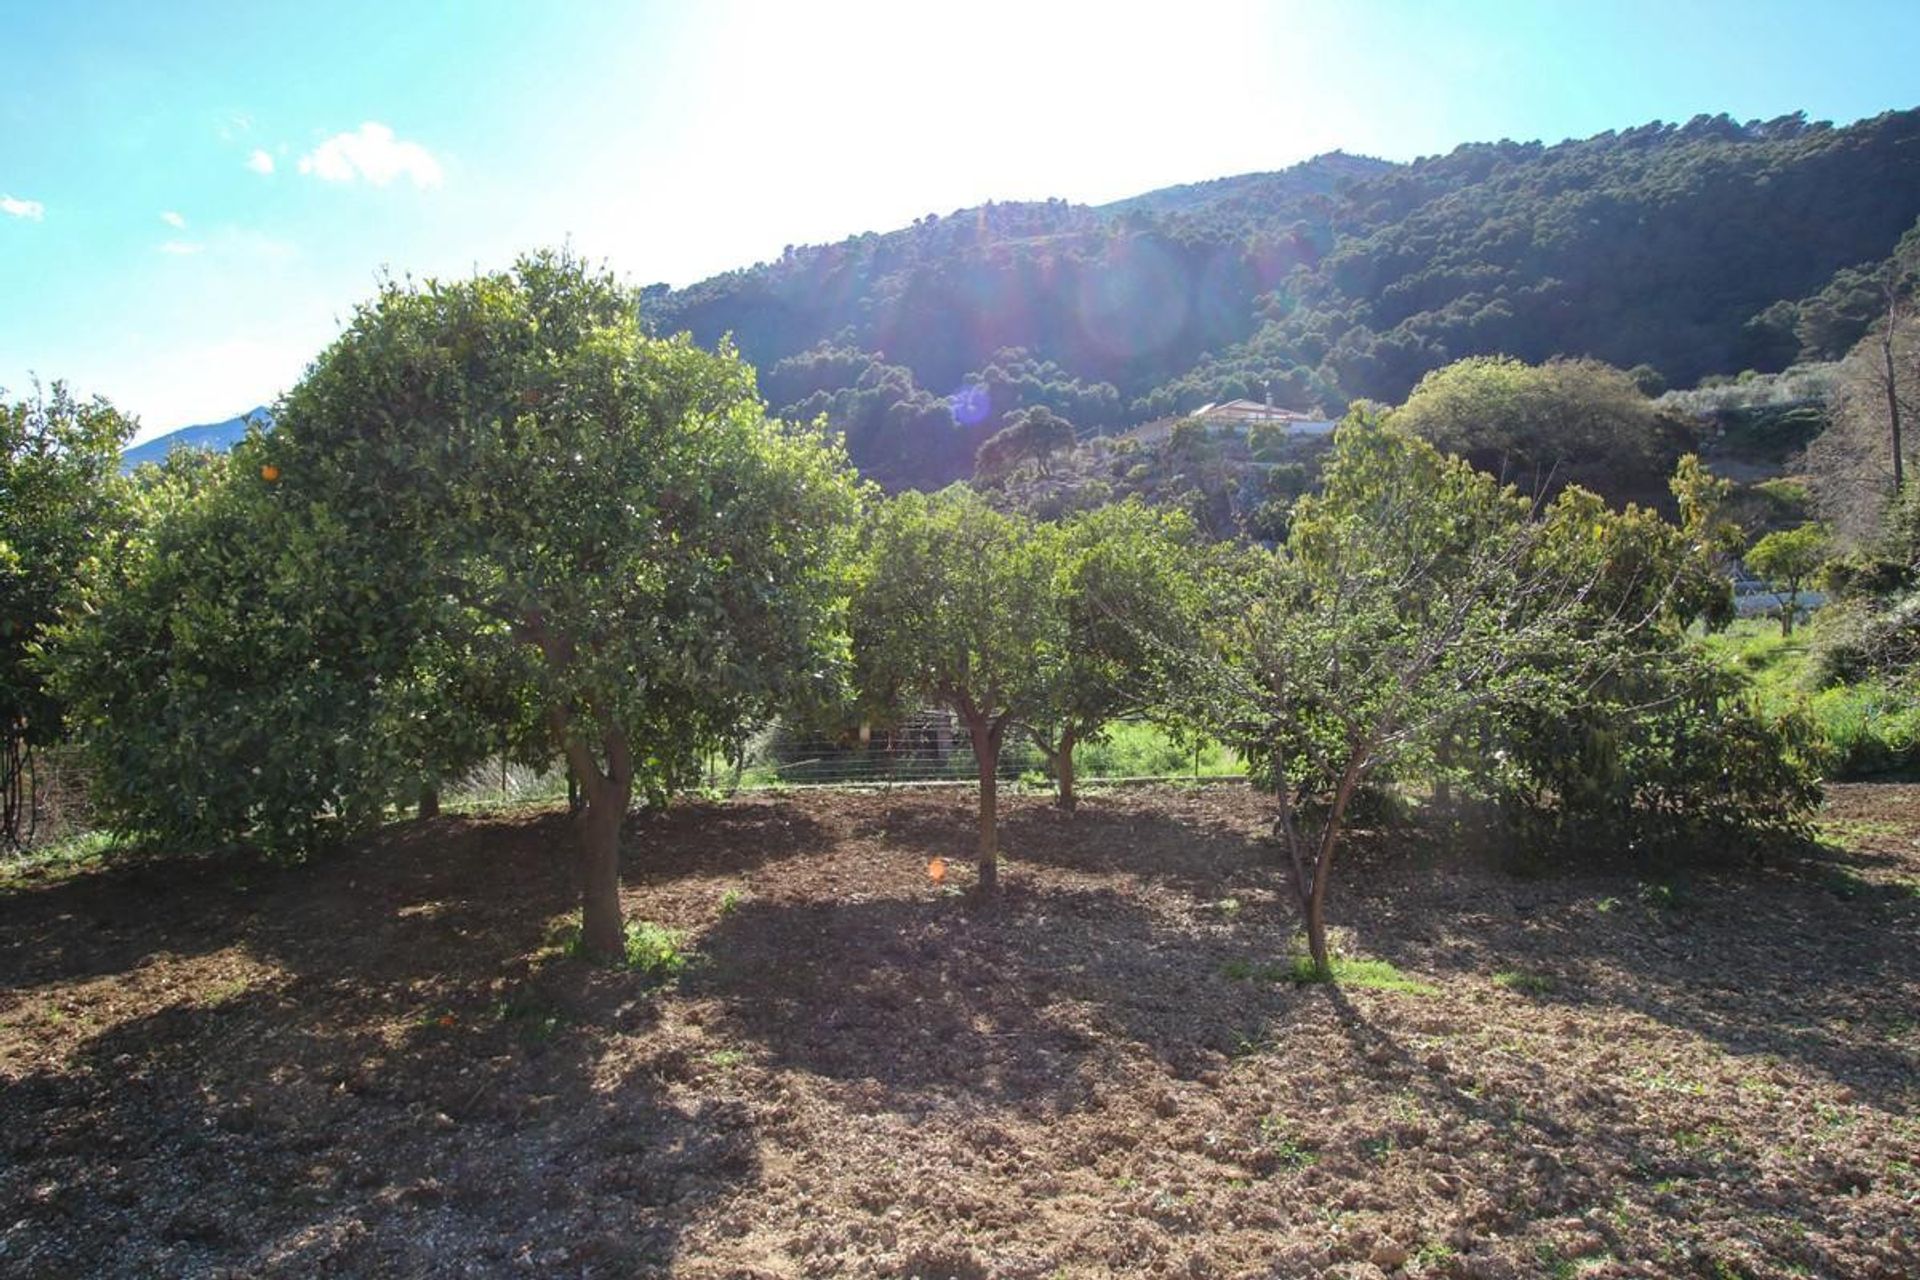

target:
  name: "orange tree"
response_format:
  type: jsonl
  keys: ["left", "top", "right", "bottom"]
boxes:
{"left": 1024, "top": 500, "right": 1202, "bottom": 810}
{"left": 258, "top": 253, "right": 863, "bottom": 957}
{"left": 852, "top": 487, "right": 1066, "bottom": 890}
{"left": 53, "top": 440, "right": 529, "bottom": 857}
{"left": 0, "top": 385, "right": 133, "bottom": 847}
{"left": 1197, "top": 417, "right": 1815, "bottom": 977}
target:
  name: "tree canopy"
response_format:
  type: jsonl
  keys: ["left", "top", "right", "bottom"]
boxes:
{"left": 852, "top": 487, "right": 1065, "bottom": 889}
{"left": 1, "top": 385, "right": 133, "bottom": 847}
{"left": 649, "top": 110, "right": 1920, "bottom": 490}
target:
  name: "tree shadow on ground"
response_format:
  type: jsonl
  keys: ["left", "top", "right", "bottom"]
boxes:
{"left": 692, "top": 881, "right": 1308, "bottom": 1112}
{"left": 1312, "top": 982, "right": 1883, "bottom": 1278}
{"left": 842, "top": 786, "right": 1276, "bottom": 902}
{"left": 0, "top": 803, "right": 841, "bottom": 1278}
{"left": 1331, "top": 830, "right": 1920, "bottom": 1113}
{"left": 830, "top": 787, "right": 1918, "bottom": 1114}
{"left": 0, "top": 801, "right": 833, "bottom": 995}
{"left": 0, "top": 971, "right": 753, "bottom": 1278}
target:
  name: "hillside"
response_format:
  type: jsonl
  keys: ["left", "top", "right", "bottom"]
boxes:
{"left": 649, "top": 109, "right": 1920, "bottom": 490}
{"left": 119, "top": 408, "right": 269, "bottom": 473}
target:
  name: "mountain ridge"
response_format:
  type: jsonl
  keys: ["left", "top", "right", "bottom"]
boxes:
{"left": 648, "top": 107, "right": 1920, "bottom": 489}
{"left": 120, "top": 408, "right": 270, "bottom": 473}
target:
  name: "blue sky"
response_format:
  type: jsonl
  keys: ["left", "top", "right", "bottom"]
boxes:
{"left": 3, "top": 0, "right": 1917, "bottom": 441}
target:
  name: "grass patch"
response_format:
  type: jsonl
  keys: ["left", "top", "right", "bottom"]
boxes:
{"left": 1074, "top": 722, "right": 1244, "bottom": 779}
{"left": 1286, "top": 953, "right": 1438, "bottom": 995}
{"left": 1698, "top": 620, "right": 1920, "bottom": 778}
{"left": 552, "top": 918, "right": 691, "bottom": 982}
{"left": 493, "top": 991, "right": 568, "bottom": 1043}
{"left": 1, "top": 829, "right": 125, "bottom": 884}
{"left": 1493, "top": 969, "right": 1557, "bottom": 995}
{"left": 1258, "top": 1114, "right": 1318, "bottom": 1169}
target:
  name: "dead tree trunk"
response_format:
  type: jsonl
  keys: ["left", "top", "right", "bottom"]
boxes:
{"left": 1883, "top": 310, "right": 1906, "bottom": 494}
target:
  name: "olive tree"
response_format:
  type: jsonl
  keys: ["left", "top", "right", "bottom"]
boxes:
{"left": 254, "top": 253, "right": 861, "bottom": 956}
{"left": 853, "top": 487, "right": 1064, "bottom": 890}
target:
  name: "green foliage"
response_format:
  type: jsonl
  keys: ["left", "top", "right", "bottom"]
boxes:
{"left": 1072, "top": 722, "right": 1242, "bottom": 778}
{"left": 277, "top": 251, "right": 862, "bottom": 795}
{"left": 854, "top": 487, "right": 1065, "bottom": 728}
{"left": 1284, "top": 953, "right": 1437, "bottom": 995}
{"left": 1700, "top": 619, "right": 1920, "bottom": 778}
{"left": 1492, "top": 970, "right": 1557, "bottom": 995}
{"left": 1747, "top": 523, "right": 1830, "bottom": 633}
{"left": 975, "top": 405, "right": 1077, "bottom": 481}
{"left": 1, "top": 385, "right": 134, "bottom": 847}
{"left": 656, "top": 111, "right": 1920, "bottom": 490}
{"left": 1195, "top": 417, "right": 1816, "bottom": 970}
{"left": 1391, "top": 355, "right": 1689, "bottom": 506}
{"left": 558, "top": 918, "right": 690, "bottom": 979}
{"left": 51, "top": 446, "right": 491, "bottom": 855}
{"left": 618, "top": 920, "right": 690, "bottom": 980}
{"left": 1024, "top": 501, "right": 1205, "bottom": 790}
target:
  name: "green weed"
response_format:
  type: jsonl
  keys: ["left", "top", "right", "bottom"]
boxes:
{"left": 1493, "top": 969, "right": 1557, "bottom": 995}
{"left": 556, "top": 919, "right": 691, "bottom": 981}
{"left": 1286, "top": 953, "right": 1438, "bottom": 995}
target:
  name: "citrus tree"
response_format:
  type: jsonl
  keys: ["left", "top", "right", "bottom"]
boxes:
{"left": 853, "top": 487, "right": 1065, "bottom": 890}
{"left": 0, "top": 385, "right": 133, "bottom": 847}
{"left": 1747, "top": 523, "right": 1830, "bottom": 636}
{"left": 52, "top": 443, "right": 520, "bottom": 855}
{"left": 1025, "top": 500, "right": 1201, "bottom": 809}
{"left": 261, "top": 253, "right": 862, "bottom": 956}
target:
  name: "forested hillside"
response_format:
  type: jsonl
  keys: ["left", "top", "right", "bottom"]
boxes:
{"left": 648, "top": 109, "right": 1920, "bottom": 489}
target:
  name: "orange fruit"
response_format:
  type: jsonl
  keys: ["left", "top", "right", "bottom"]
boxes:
{"left": 260, "top": 463, "right": 281, "bottom": 483}
{"left": 928, "top": 857, "right": 947, "bottom": 884}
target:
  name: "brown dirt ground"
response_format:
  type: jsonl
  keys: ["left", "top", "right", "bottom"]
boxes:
{"left": 1, "top": 783, "right": 1916, "bottom": 1279}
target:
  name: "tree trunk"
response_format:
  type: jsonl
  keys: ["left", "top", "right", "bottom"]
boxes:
{"left": 1780, "top": 595, "right": 1795, "bottom": 638}
{"left": 563, "top": 730, "right": 634, "bottom": 961}
{"left": 1055, "top": 724, "right": 1078, "bottom": 812}
{"left": 967, "top": 716, "right": 1003, "bottom": 893}
{"left": 575, "top": 792, "right": 627, "bottom": 959}
{"left": 1884, "top": 322, "right": 1905, "bottom": 493}
{"left": 417, "top": 785, "right": 440, "bottom": 820}
{"left": 1302, "top": 760, "right": 1367, "bottom": 979}
{"left": 1303, "top": 887, "right": 1332, "bottom": 978}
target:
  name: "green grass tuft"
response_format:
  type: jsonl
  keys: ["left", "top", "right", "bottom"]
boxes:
{"left": 1286, "top": 953, "right": 1438, "bottom": 995}
{"left": 553, "top": 918, "right": 691, "bottom": 981}
{"left": 1493, "top": 969, "right": 1557, "bottom": 995}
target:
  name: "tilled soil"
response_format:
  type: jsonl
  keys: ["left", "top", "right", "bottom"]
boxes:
{"left": 1, "top": 783, "right": 1916, "bottom": 1279}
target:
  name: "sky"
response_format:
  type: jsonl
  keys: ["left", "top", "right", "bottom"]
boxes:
{"left": 3, "top": 0, "right": 1918, "bottom": 442}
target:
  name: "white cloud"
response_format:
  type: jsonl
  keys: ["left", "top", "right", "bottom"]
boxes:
{"left": 161, "top": 210, "right": 186, "bottom": 229}
{"left": 2, "top": 194, "right": 45, "bottom": 221}
{"left": 297, "top": 122, "right": 442, "bottom": 189}
{"left": 246, "top": 148, "right": 275, "bottom": 175}
{"left": 159, "top": 240, "right": 204, "bottom": 256}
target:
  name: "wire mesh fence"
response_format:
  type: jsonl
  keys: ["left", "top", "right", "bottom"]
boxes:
{"left": 721, "top": 710, "right": 1245, "bottom": 791}
{"left": 439, "top": 712, "right": 1247, "bottom": 809}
